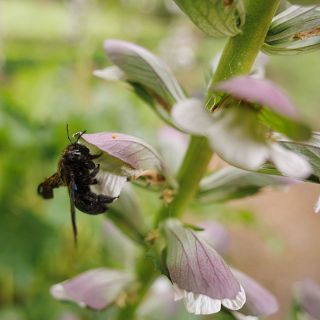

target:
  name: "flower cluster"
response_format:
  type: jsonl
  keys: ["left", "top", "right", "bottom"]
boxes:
{"left": 172, "top": 76, "right": 312, "bottom": 179}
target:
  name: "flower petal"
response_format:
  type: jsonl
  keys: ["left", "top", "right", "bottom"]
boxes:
{"left": 232, "top": 312, "right": 258, "bottom": 320}
{"left": 232, "top": 268, "right": 279, "bottom": 317}
{"left": 50, "top": 268, "right": 134, "bottom": 310}
{"left": 269, "top": 143, "right": 312, "bottom": 179}
{"left": 93, "top": 66, "right": 126, "bottom": 81}
{"left": 81, "top": 132, "right": 165, "bottom": 178}
{"left": 138, "top": 277, "right": 178, "bottom": 319}
{"left": 171, "top": 98, "right": 214, "bottom": 135}
{"left": 222, "top": 286, "right": 246, "bottom": 310}
{"left": 206, "top": 108, "right": 270, "bottom": 170}
{"left": 295, "top": 279, "right": 320, "bottom": 319}
{"left": 173, "top": 283, "right": 245, "bottom": 314}
{"left": 215, "top": 76, "right": 298, "bottom": 118}
{"left": 104, "top": 39, "right": 186, "bottom": 106}
{"left": 198, "top": 221, "right": 229, "bottom": 254}
{"left": 164, "top": 219, "right": 244, "bottom": 305}
{"left": 173, "top": 284, "right": 222, "bottom": 314}
{"left": 314, "top": 194, "right": 320, "bottom": 213}
{"left": 93, "top": 171, "right": 127, "bottom": 197}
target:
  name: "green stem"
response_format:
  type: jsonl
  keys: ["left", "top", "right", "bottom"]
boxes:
{"left": 156, "top": 0, "right": 281, "bottom": 223}
{"left": 155, "top": 136, "right": 212, "bottom": 224}
{"left": 210, "top": 0, "right": 281, "bottom": 84}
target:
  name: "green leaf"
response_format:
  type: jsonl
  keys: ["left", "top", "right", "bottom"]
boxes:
{"left": 260, "top": 108, "right": 311, "bottom": 141}
{"left": 173, "top": 0, "right": 245, "bottom": 37}
{"left": 197, "top": 166, "right": 286, "bottom": 203}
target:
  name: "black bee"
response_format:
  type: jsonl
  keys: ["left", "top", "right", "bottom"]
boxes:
{"left": 38, "top": 126, "right": 116, "bottom": 243}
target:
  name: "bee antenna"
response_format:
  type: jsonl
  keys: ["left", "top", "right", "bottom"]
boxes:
{"left": 75, "top": 130, "right": 87, "bottom": 143}
{"left": 66, "top": 123, "right": 73, "bottom": 144}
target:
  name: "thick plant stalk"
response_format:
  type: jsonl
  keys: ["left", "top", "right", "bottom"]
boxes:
{"left": 156, "top": 0, "right": 281, "bottom": 224}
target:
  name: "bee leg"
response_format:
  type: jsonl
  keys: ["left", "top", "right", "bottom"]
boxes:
{"left": 78, "top": 165, "right": 100, "bottom": 185}
{"left": 89, "top": 152, "right": 103, "bottom": 160}
{"left": 98, "top": 194, "right": 118, "bottom": 204}
{"left": 68, "top": 174, "right": 78, "bottom": 246}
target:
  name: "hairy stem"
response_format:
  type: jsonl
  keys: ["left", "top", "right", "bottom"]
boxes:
{"left": 156, "top": 0, "right": 281, "bottom": 224}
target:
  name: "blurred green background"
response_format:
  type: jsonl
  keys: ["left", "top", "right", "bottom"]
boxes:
{"left": 0, "top": 0, "right": 319, "bottom": 319}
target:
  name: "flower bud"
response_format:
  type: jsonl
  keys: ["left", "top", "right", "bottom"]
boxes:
{"left": 263, "top": 5, "right": 320, "bottom": 54}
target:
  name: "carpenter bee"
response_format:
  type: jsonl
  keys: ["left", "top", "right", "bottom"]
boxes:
{"left": 38, "top": 126, "right": 116, "bottom": 243}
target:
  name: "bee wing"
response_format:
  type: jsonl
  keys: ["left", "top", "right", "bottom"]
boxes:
{"left": 67, "top": 174, "right": 78, "bottom": 245}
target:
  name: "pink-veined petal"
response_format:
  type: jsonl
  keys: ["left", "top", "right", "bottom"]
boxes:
{"left": 198, "top": 221, "right": 229, "bottom": 254}
{"left": 164, "top": 219, "right": 244, "bottom": 304}
{"left": 50, "top": 268, "right": 134, "bottom": 310}
{"left": 104, "top": 39, "right": 186, "bottom": 105}
{"left": 232, "top": 268, "right": 279, "bottom": 317}
{"left": 215, "top": 76, "right": 298, "bottom": 118}
{"left": 295, "top": 279, "right": 320, "bottom": 319}
{"left": 81, "top": 132, "right": 164, "bottom": 177}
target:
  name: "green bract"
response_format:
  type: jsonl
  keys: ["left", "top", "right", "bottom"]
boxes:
{"left": 173, "top": 0, "right": 245, "bottom": 37}
{"left": 263, "top": 5, "right": 320, "bottom": 54}
{"left": 197, "top": 166, "right": 287, "bottom": 203}
{"left": 289, "top": 0, "right": 320, "bottom": 4}
{"left": 101, "top": 40, "right": 186, "bottom": 129}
